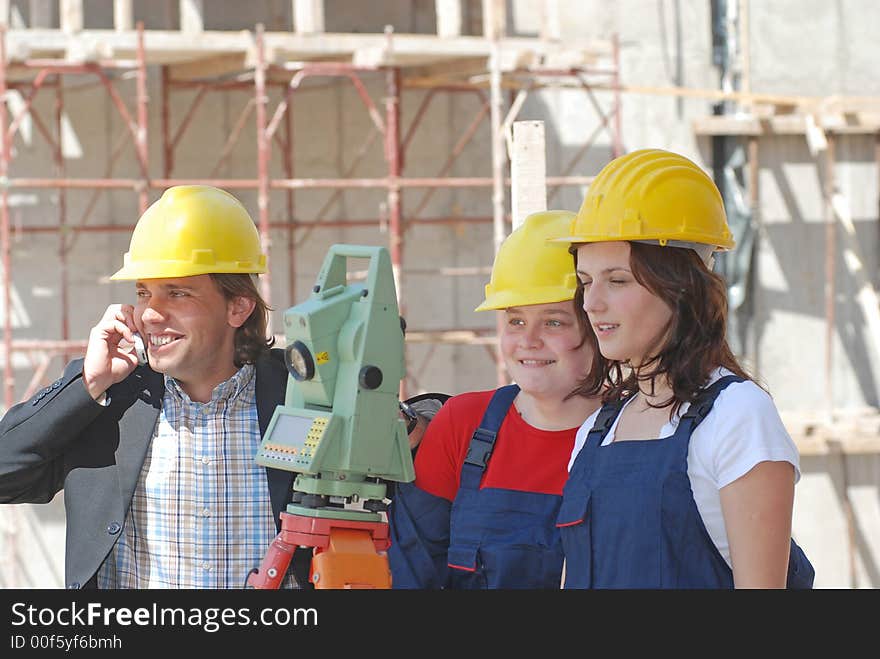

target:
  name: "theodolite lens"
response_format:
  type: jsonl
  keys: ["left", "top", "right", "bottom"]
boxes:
{"left": 285, "top": 340, "right": 315, "bottom": 381}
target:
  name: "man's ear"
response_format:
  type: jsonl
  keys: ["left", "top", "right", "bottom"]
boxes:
{"left": 228, "top": 295, "right": 257, "bottom": 328}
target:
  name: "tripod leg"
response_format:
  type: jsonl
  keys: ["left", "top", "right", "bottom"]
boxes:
{"left": 311, "top": 527, "right": 392, "bottom": 589}
{"left": 247, "top": 533, "right": 297, "bottom": 589}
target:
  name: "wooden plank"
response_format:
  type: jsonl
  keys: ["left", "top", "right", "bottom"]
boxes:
{"left": 623, "top": 82, "right": 821, "bottom": 107}
{"left": 4, "top": 29, "right": 252, "bottom": 64}
{"left": 541, "top": 0, "right": 561, "bottom": 41}
{"left": 824, "top": 111, "right": 880, "bottom": 133}
{"left": 692, "top": 116, "right": 763, "bottom": 136}
{"left": 783, "top": 409, "right": 880, "bottom": 455}
{"left": 435, "top": 0, "right": 461, "bottom": 38}
{"left": 167, "top": 53, "right": 248, "bottom": 81}
{"left": 831, "top": 192, "right": 880, "bottom": 368}
{"left": 804, "top": 113, "right": 828, "bottom": 155}
{"left": 693, "top": 113, "right": 880, "bottom": 136}
{"left": 404, "top": 330, "right": 497, "bottom": 345}
{"left": 59, "top": 0, "right": 82, "bottom": 33}
{"left": 1, "top": 28, "right": 608, "bottom": 67}
{"left": 113, "top": 0, "right": 133, "bottom": 32}
{"left": 510, "top": 120, "right": 546, "bottom": 230}
{"left": 180, "top": 0, "right": 204, "bottom": 34}
{"left": 293, "top": 0, "right": 324, "bottom": 35}
{"left": 792, "top": 435, "right": 880, "bottom": 456}
{"left": 482, "top": 0, "right": 506, "bottom": 40}
{"left": 402, "top": 56, "right": 492, "bottom": 83}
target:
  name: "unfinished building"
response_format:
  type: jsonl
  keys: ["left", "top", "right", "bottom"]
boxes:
{"left": 0, "top": 1, "right": 879, "bottom": 588}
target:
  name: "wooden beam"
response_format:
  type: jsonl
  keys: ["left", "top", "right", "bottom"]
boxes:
{"left": 293, "top": 0, "right": 324, "bottom": 35}
{"left": 692, "top": 116, "right": 762, "bottom": 136}
{"left": 804, "top": 113, "right": 828, "bottom": 155}
{"left": 489, "top": 37, "right": 507, "bottom": 387}
{"left": 404, "top": 330, "right": 497, "bottom": 345}
{"left": 180, "top": 0, "right": 204, "bottom": 34}
{"left": 113, "top": 0, "right": 133, "bottom": 32}
{"left": 510, "top": 120, "right": 546, "bottom": 229}
{"left": 693, "top": 113, "right": 880, "bottom": 136}
{"left": 541, "top": 0, "right": 561, "bottom": 41}
{"left": 402, "top": 56, "right": 490, "bottom": 83}
{"left": 482, "top": 0, "right": 506, "bottom": 40}
{"left": 830, "top": 192, "right": 880, "bottom": 369}
{"left": 2, "top": 28, "right": 608, "bottom": 68}
{"left": 793, "top": 436, "right": 880, "bottom": 456}
{"left": 623, "top": 82, "right": 807, "bottom": 105}
{"left": 59, "top": 0, "right": 82, "bottom": 33}
{"left": 435, "top": 0, "right": 461, "bottom": 38}
{"left": 167, "top": 53, "right": 248, "bottom": 81}
{"left": 783, "top": 410, "right": 880, "bottom": 455}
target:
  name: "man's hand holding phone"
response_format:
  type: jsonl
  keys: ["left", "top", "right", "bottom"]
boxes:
{"left": 82, "top": 304, "right": 144, "bottom": 402}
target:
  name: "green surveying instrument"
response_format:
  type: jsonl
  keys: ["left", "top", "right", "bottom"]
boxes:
{"left": 247, "top": 244, "right": 414, "bottom": 589}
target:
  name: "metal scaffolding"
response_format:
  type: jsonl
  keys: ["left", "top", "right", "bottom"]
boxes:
{"left": 0, "top": 2, "right": 623, "bottom": 410}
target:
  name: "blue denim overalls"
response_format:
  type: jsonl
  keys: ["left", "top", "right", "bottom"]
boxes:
{"left": 557, "top": 375, "right": 814, "bottom": 589}
{"left": 389, "top": 385, "right": 566, "bottom": 589}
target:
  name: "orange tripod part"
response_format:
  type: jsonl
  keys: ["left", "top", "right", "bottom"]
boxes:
{"left": 246, "top": 536, "right": 297, "bottom": 589}
{"left": 247, "top": 511, "right": 392, "bottom": 589}
{"left": 311, "top": 527, "right": 392, "bottom": 589}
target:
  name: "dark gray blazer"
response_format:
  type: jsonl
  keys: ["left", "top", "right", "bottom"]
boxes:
{"left": 0, "top": 349, "right": 297, "bottom": 589}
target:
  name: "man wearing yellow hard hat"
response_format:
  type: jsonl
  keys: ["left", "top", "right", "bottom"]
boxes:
{"left": 0, "top": 186, "right": 310, "bottom": 589}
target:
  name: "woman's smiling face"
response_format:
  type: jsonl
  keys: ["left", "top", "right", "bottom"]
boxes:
{"left": 499, "top": 300, "right": 592, "bottom": 400}
{"left": 575, "top": 241, "right": 673, "bottom": 367}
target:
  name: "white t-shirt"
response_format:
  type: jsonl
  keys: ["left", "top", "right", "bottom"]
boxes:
{"left": 567, "top": 368, "right": 801, "bottom": 567}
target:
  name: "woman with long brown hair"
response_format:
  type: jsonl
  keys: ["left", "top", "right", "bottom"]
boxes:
{"left": 555, "top": 149, "right": 813, "bottom": 588}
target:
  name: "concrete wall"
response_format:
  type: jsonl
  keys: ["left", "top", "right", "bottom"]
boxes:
{"left": 1, "top": 0, "right": 879, "bottom": 588}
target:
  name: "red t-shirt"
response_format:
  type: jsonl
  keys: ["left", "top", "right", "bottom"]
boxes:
{"left": 414, "top": 390, "right": 578, "bottom": 501}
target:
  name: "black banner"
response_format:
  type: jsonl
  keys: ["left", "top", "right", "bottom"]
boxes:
{"left": 0, "top": 587, "right": 840, "bottom": 653}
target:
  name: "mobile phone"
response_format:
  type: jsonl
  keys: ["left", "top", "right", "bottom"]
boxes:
{"left": 132, "top": 332, "right": 148, "bottom": 366}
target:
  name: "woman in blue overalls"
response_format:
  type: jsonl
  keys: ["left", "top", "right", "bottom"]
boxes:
{"left": 388, "top": 210, "right": 602, "bottom": 588}
{"left": 554, "top": 149, "right": 813, "bottom": 588}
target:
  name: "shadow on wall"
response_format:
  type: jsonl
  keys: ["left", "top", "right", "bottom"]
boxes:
{"left": 796, "top": 454, "right": 880, "bottom": 589}
{"left": 759, "top": 144, "right": 879, "bottom": 409}
{"left": 0, "top": 496, "right": 66, "bottom": 588}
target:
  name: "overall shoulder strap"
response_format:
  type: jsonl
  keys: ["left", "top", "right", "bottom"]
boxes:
{"left": 459, "top": 384, "right": 520, "bottom": 488}
{"left": 676, "top": 374, "right": 745, "bottom": 437}
{"left": 585, "top": 396, "right": 631, "bottom": 447}
{"left": 671, "top": 373, "right": 816, "bottom": 590}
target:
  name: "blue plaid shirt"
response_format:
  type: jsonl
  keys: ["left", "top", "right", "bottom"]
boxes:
{"left": 97, "top": 364, "right": 297, "bottom": 588}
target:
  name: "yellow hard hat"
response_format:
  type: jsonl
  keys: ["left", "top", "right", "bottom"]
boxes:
{"left": 110, "top": 185, "right": 267, "bottom": 280}
{"left": 475, "top": 209, "right": 579, "bottom": 312}
{"left": 555, "top": 149, "right": 735, "bottom": 251}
